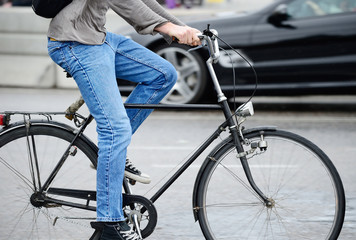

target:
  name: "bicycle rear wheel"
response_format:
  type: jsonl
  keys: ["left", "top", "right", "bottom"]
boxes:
{"left": 197, "top": 129, "right": 345, "bottom": 239}
{"left": 0, "top": 123, "right": 98, "bottom": 240}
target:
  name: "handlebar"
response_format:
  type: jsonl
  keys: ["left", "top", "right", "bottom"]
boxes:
{"left": 198, "top": 29, "right": 220, "bottom": 63}
{"left": 190, "top": 28, "right": 219, "bottom": 63}
{"left": 174, "top": 28, "right": 220, "bottom": 63}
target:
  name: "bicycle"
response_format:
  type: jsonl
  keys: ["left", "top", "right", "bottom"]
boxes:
{"left": 0, "top": 28, "right": 345, "bottom": 239}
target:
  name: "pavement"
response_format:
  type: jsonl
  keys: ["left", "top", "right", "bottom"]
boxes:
{"left": 1, "top": 87, "right": 355, "bottom": 239}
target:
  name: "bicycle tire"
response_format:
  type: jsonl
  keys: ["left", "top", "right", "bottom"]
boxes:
{"left": 0, "top": 123, "right": 98, "bottom": 240}
{"left": 196, "top": 129, "right": 345, "bottom": 240}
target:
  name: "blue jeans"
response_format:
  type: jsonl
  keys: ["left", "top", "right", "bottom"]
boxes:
{"left": 48, "top": 32, "right": 176, "bottom": 222}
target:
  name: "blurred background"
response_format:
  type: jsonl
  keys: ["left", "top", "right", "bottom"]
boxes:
{"left": 0, "top": 0, "right": 272, "bottom": 91}
{"left": 0, "top": 0, "right": 355, "bottom": 105}
{"left": 0, "top": 0, "right": 355, "bottom": 239}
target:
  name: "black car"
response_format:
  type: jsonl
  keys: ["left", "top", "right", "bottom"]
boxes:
{"left": 117, "top": 0, "right": 356, "bottom": 104}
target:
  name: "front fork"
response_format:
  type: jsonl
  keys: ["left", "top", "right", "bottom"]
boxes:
{"left": 207, "top": 51, "right": 270, "bottom": 204}
{"left": 231, "top": 119, "right": 270, "bottom": 205}
{"left": 220, "top": 99, "right": 270, "bottom": 205}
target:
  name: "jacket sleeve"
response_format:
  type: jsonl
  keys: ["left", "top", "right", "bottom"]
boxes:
{"left": 108, "top": 0, "right": 185, "bottom": 36}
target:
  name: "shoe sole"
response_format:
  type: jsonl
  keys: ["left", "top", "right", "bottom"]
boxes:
{"left": 124, "top": 171, "right": 151, "bottom": 184}
{"left": 91, "top": 164, "right": 151, "bottom": 184}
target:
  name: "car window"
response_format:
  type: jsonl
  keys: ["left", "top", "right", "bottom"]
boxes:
{"left": 286, "top": 0, "right": 356, "bottom": 19}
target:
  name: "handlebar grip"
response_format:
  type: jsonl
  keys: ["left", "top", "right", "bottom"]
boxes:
{"left": 65, "top": 96, "right": 85, "bottom": 120}
{"left": 197, "top": 33, "right": 204, "bottom": 39}
{"left": 172, "top": 33, "right": 203, "bottom": 43}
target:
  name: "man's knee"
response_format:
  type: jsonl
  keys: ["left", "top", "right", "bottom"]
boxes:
{"left": 144, "top": 59, "right": 177, "bottom": 92}
{"left": 163, "top": 61, "right": 177, "bottom": 89}
{"left": 97, "top": 116, "right": 132, "bottom": 145}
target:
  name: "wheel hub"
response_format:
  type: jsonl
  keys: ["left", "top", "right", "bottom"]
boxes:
{"left": 265, "top": 198, "right": 275, "bottom": 208}
{"left": 30, "top": 192, "right": 46, "bottom": 208}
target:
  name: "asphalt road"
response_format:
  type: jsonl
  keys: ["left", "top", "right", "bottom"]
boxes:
{"left": 0, "top": 88, "right": 355, "bottom": 239}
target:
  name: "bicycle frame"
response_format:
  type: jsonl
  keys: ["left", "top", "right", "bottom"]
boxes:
{"left": 1, "top": 101, "right": 268, "bottom": 215}
{"left": 0, "top": 28, "right": 270, "bottom": 216}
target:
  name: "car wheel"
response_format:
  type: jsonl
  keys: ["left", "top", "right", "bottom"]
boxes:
{"left": 154, "top": 43, "right": 208, "bottom": 104}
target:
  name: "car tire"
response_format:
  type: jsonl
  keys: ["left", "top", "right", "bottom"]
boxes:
{"left": 154, "top": 43, "right": 208, "bottom": 104}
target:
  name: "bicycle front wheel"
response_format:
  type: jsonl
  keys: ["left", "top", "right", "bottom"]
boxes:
{"left": 0, "top": 123, "right": 98, "bottom": 240}
{"left": 196, "top": 129, "right": 345, "bottom": 239}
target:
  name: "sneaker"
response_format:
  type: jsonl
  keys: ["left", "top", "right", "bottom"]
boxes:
{"left": 125, "top": 159, "right": 151, "bottom": 184}
{"left": 100, "top": 221, "right": 141, "bottom": 240}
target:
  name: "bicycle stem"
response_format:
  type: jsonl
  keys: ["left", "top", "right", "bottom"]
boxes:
{"left": 206, "top": 58, "right": 227, "bottom": 103}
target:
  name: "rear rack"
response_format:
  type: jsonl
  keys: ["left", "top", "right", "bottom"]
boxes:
{"left": 0, "top": 111, "right": 84, "bottom": 128}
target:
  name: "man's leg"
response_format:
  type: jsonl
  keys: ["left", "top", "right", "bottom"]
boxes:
{"left": 49, "top": 40, "right": 130, "bottom": 222}
{"left": 105, "top": 32, "right": 177, "bottom": 134}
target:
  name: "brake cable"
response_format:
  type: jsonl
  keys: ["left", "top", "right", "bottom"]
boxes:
{"left": 213, "top": 34, "right": 259, "bottom": 115}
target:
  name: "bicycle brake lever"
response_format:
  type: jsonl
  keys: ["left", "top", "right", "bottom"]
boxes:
{"left": 188, "top": 42, "right": 205, "bottom": 52}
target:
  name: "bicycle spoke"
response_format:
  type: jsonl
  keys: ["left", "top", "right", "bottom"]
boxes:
{"left": 8, "top": 202, "right": 33, "bottom": 238}
{"left": 0, "top": 125, "right": 98, "bottom": 239}
{"left": 31, "top": 208, "right": 41, "bottom": 240}
{"left": 0, "top": 156, "right": 33, "bottom": 190}
{"left": 197, "top": 131, "right": 345, "bottom": 239}
{"left": 217, "top": 159, "right": 265, "bottom": 204}
{"left": 205, "top": 202, "right": 261, "bottom": 208}
{"left": 271, "top": 206, "right": 294, "bottom": 239}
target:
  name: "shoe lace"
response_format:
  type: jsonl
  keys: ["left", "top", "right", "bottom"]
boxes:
{"left": 120, "top": 229, "right": 141, "bottom": 240}
{"left": 125, "top": 159, "right": 138, "bottom": 172}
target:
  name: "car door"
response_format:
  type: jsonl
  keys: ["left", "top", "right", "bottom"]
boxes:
{"left": 248, "top": 0, "right": 356, "bottom": 94}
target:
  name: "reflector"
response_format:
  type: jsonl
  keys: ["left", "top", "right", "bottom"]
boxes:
{"left": 0, "top": 114, "right": 7, "bottom": 126}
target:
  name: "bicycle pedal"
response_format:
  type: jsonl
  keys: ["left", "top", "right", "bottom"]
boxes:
{"left": 129, "top": 179, "right": 136, "bottom": 185}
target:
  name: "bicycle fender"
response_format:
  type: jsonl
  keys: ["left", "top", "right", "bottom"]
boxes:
{"left": 0, "top": 119, "right": 73, "bottom": 135}
{"left": 192, "top": 126, "right": 277, "bottom": 221}
{"left": 0, "top": 120, "right": 98, "bottom": 154}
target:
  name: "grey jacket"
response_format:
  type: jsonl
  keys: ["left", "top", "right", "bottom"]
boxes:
{"left": 48, "top": 0, "right": 184, "bottom": 45}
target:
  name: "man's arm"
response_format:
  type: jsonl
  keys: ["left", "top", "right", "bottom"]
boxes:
{"left": 108, "top": 0, "right": 200, "bottom": 45}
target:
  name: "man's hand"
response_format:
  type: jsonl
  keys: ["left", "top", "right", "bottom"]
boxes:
{"left": 155, "top": 22, "right": 201, "bottom": 46}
